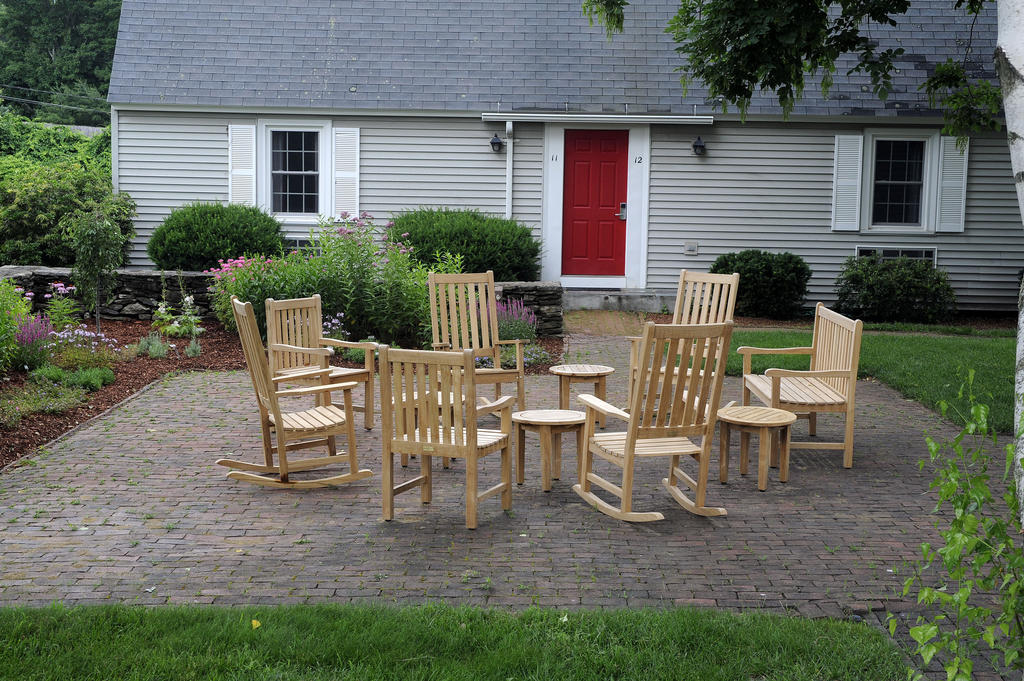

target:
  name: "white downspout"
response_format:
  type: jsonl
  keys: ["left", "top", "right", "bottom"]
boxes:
{"left": 505, "top": 121, "right": 514, "bottom": 219}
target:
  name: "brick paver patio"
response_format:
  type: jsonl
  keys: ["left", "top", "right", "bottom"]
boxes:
{"left": 0, "top": 332, "right": 955, "bottom": 628}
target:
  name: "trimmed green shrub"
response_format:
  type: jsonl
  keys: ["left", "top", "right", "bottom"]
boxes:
{"left": 147, "top": 203, "right": 284, "bottom": 272}
{"left": 834, "top": 255, "right": 956, "bottom": 323}
{"left": 0, "top": 156, "right": 135, "bottom": 267}
{"left": 709, "top": 250, "right": 811, "bottom": 319}
{"left": 389, "top": 208, "right": 541, "bottom": 281}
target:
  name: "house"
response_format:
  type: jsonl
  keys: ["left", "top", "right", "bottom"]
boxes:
{"left": 107, "top": 0, "right": 1023, "bottom": 311}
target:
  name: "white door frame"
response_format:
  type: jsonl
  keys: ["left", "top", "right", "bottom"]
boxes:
{"left": 541, "top": 124, "right": 650, "bottom": 289}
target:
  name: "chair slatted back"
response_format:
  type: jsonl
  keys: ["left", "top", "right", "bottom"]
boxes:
{"left": 266, "top": 295, "right": 325, "bottom": 372}
{"left": 380, "top": 347, "right": 477, "bottom": 456}
{"left": 629, "top": 322, "right": 733, "bottom": 442}
{"left": 231, "top": 296, "right": 279, "bottom": 416}
{"left": 428, "top": 271, "right": 500, "bottom": 357}
{"left": 809, "top": 303, "right": 863, "bottom": 395}
{"left": 672, "top": 270, "right": 739, "bottom": 324}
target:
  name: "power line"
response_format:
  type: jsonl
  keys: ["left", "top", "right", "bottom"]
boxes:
{"left": 0, "top": 93, "right": 109, "bottom": 115}
{"left": 0, "top": 82, "right": 109, "bottom": 104}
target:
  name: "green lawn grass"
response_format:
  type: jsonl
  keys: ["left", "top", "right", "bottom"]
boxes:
{"left": 728, "top": 330, "right": 1015, "bottom": 433}
{"left": 0, "top": 603, "right": 903, "bottom": 681}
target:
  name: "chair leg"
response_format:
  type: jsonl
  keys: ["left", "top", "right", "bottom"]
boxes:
{"left": 326, "top": 433, "right": 337, "bottom": 458}
{"left": 501, "top": 445, "right": 512, "bottom": 510}
{"left": 382, "top": 450, "right": 394, "bottom": 521}
{"left": 842, "top": 406, "right": 855, "bottom": 468}
{"left": 719, "top": 422, "right": 730, "bottom": 483}
{"left": 620, "top": 459, "right": 634, "bottom": 514}
{"left": 517, "top": 375, "right": 526, "bottom": 411}
{"left": 261, "top": 420, "right": 274, "bottom": 468}
{"left": 808, "top": 412, "right": 817, "bottom": 436}
{"left": 277, "top": 435, "right": 290, "bottom": 482}
{"left": 366, "top": 374, "right": 375, "bottom": 430}
{"left": 465, "top": 453, "right": 479, "bottom": 529}
{"left": 516, "top": 424, "right": 526, "bottom": 485}
{"left": 421, "top": 454, "right": 432, "bottom": 503}
{"left": 779, "top": 425, "right": 791, "bottom": 482}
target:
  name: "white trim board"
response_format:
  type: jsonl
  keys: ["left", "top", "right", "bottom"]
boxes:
{"left": 541, "top": 123, "right": 651, "bottom": 289}
{"left": 484, "top": 112, "right": 713, "bottom": 125}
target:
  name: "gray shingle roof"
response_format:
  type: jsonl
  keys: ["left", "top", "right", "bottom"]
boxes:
{"left": 108, "top": 0, "right": 997, "bottom": 117}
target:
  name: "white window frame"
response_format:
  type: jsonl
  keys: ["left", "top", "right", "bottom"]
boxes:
{"left": 855, "top": 245, "right": 938, "bottom": 266}
{"left": 257, "top": 118, "right": 333, "bottom": 225}
{"left": 861, "top": 128, "right": 940, "bottom": 234}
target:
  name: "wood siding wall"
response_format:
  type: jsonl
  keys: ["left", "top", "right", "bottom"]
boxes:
{"left": 114, "top": 113, "right": 1022, "bottom": 310}
{"left": 647, "top": 122, "right": 1023, "bottom": 310}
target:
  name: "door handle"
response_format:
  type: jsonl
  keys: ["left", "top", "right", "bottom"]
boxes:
{"left": 614, "top": 202, "right": 627, "bottom": 220}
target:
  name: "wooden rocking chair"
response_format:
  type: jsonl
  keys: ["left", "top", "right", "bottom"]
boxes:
{"left": 574, "top": 321, "right": 733, "bottom": 520}
{"left": 628, "top": 270, "right": 739, "bottom": 406}
{"left": 379, "top": 345, "right": 514, "bottom": 529}
{"left": 428, "top": 271, "right": 526, "bottom": 411}
{"left": 266, "top": 294, "right": 378, "bottom": 430}
{"left": 216, "top": 296, "right": 373, "bottom": 488}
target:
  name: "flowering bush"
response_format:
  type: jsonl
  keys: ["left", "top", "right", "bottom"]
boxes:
{"left": 208, "top": 213, "right": 462, "bottom": 347}
{"left": 13, "top": 314, "right": 55, "bottom": 370}
{"left": 322, "top": 312, "right": 347, "bottom": 341}
{"left": 496, "top": 297, "right": 538, "bottom": 342}
{"left": 47, "top": 324, "right": 119, "bottom": 369}
{"left": 0, "top": 279, "right": 32, "bottom": 371}
{"left": 44, "top": 281, "right": 80, "bottom": 331}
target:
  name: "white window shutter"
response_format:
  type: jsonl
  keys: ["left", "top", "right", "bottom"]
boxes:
{"left": 935, "top": 136, "right": 968, "bottom": 233}
{"left": 333, "top": 128, "right": 359, "bottom": 217}
{"left": 228, "top": 124, "right": 256, "bottom": 206}
{"left": 831, "top": 135, "right": 863, "bottom": 231}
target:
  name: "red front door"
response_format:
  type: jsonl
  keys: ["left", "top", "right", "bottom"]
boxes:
{"left": 561, "top": 129, "right": 628, "bottom": 276}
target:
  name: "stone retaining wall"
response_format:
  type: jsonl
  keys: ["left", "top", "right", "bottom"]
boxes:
{"left": 0, "top": 266, "right": 564, "bottom": 336}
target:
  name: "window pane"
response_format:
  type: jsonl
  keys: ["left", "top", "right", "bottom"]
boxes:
{"left": 872, "top": 139, "right": 924, "bottom": 225}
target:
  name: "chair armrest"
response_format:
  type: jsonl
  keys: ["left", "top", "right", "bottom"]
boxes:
{"left": 271, "top": 367, "right": 332, "bottom": 383}
{"left": 764, "top": 368, "right": 851, "bottom": 379}
{"left": 477, "top": 394, "right": 515, "bottom": 416}
{"left": 736, "top": 346, "right": 812, "bottom": 374}
{"left": 736, "top": 346, "right": 813, "bottom": 356}
{"left": 275, "top": 381, "right": 358, "bottom": 398}
{"left": 270, "top": 343, "right": 332, "bottom": 357}
{"left": 577, "top": 393, "right": 630, "bottom": 423}
{"left": 320, "top": 338, "right": 378, "bottom": 351}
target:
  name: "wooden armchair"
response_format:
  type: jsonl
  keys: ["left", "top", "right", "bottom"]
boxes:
{"left": 216, "top": 296, "right": 373, "bottom": 488}
{"left": 574, "top": 321, "right": 733, "bottom": 520}
{"left": 266, "top": 294, "right": 377, "bottom": 430}
{"left": 738, "top": 303, "right": 863, "bottom": 468}
{"left": 428, "top": 271, "right": 526, "bottom": 411}
{"left": 628, "top": 270, "right": 739, "bottom": 406}
{"left": 379, "top": 346, "right": 513, "bottom": 529}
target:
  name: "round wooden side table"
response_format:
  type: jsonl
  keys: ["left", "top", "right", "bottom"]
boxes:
{"left": 549, "top": 364, "right": 615, "bottom": 428}
{"left": 511, "top": 409, "right": 586, "bottom": 492}
{"left": 717, "top": 405, "right": 797, "bottom": 491}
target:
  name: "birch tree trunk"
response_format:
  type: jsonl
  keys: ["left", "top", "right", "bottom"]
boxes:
{"left": 998, "top": 0, "right": 1024, "bottom": 524}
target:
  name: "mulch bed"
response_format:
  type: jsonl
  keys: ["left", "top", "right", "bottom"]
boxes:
{"left": 0, "top": 321, "right": 564, "bottom": 470}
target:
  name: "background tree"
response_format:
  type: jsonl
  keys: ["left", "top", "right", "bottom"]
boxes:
{"left": 582, "top": 0, "right": 1024, "bottom": 518}
{"left": 0, "top": 0, "right": 121, "bottom": 126}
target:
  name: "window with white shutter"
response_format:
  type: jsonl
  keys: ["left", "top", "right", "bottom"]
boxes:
{"left": 228, "top": 124, "right": 256, "bottom": 206}
{"left": 832, "top": 129, "right": 968, "bottom": 234}
{"left": 255, "top": 119, "right": 334, "bottom": 224}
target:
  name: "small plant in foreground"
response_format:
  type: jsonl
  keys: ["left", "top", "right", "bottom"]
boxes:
{"left": 137, "top": 332, "right": 171, "bottom": 359}
{"left": 185, "top": 337, "right": 202, "bottom": 358}
{"left": 888, "top": 375, "right": 1022, "bottom": 680}
{"left": 47, "top": 324, "right": 118, "bottom": 370}
{"left": 0, "top": 381, "right": 88, "bottom": 429}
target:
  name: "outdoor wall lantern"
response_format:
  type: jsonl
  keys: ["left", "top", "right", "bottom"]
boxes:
{"left": 489, "top": 134, "right": 506, "bottom": 152}
{"left": 692, "top": 136, "right": 707, "bottom": 155}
